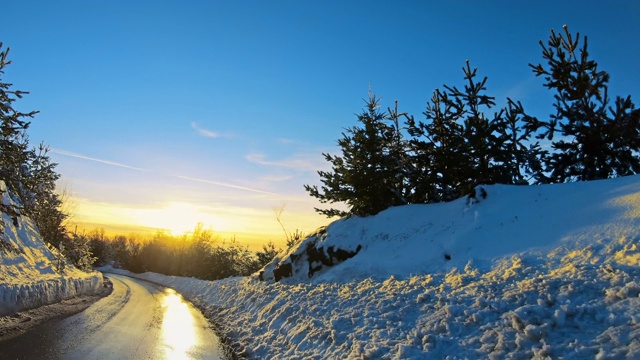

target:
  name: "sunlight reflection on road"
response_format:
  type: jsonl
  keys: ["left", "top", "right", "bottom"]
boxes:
{"left": 161, "top": 288, "right": 197, "bottom": 360}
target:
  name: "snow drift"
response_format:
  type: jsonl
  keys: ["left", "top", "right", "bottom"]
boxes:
{"left": 103, "top": 176, "right": 640, "bottom": 359}
{"left": 0, "top": 181, "right": 103, "bottom": 316}
{"left": 262, "top": 178, "right": 640, "bottom": 283}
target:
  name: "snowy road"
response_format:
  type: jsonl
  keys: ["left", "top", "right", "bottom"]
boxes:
{"left": 0, "top": 274, "right": 226, "bottom": 360}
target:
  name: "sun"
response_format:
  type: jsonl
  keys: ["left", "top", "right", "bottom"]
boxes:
{"left": 126, "top": 202, "right": 224, "bottom": 235}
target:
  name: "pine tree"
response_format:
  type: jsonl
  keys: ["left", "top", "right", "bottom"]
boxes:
{"left": 386, "top": 100, "right": 412, "bottom": 204}
{"left": 24, "top": 144, "right": 68, "bottom": 248}
{"left": 407, "top": 88, "right": 466, "bottom": 202}
{"left": 1, "top": 44, "right": 66, "bottom": 246}
{"left": 407, "top": 61, "right": 552, "bottom": 200}
{"left": 492, "top": 99, "right": 548, "bottom": 184}
{"left": 0, "top": 43, "right": 38, "bottom": 197}
{"left": 305, "top": 93, "right": 408, "bottom": 217}
{"left": 64, "top": 232, "right": 96, "bottom": 272}
{"left": 408, "top": 62, "right": 526, "bottom": 202}
{"left": 445, "top": 61, "right": 499, "bottom": 194}
{"left": 529, "top": 25, "right": 640, "bottom": 182}
{"left": 0, "top": 43, "right": 95, "bottom": 270}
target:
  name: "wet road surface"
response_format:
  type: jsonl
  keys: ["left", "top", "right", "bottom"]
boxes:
{"left": 0, "top": 273, "right": 226, "bottom": 360}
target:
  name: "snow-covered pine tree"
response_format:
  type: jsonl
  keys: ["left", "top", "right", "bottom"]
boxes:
{"left": 529, "top": 25, "right": 640, "bottom": 182}
{"left": 305, "top": 93, "right": 408, "bottom": 217}
{"left": 1, "top": 44, "right": 64, "bottom": 245}
{"left": 24, "top": 143, "right": 68, "bottom": 248}
{"left": 0, "top": 43, "right": 38, "bottom": 199}
{"left": 0, "top": 43, "right": 94, "bottom": 271}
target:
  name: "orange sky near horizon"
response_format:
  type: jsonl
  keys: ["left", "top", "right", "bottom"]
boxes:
{"left": 64, "top": 194, "right": 334, "bottom": 250}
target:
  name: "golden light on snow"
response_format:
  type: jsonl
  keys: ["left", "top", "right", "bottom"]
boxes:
{"left": 610, "top": 192, "right": 640, "bottom": 219}
{"left": 161, "top": 288, "right": 197, "bottom": 359}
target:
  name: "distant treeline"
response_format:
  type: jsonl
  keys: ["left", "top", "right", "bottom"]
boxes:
{"left": 87, "top": 224, "right": 281, "bottom": 280}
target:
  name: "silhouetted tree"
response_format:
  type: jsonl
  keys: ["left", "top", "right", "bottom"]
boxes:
{"left": 88, "top": 228, "right": 111, "bottom": 266}
{"left": 407, "top": 62, "right": 539, "bottom": 202}
{"left": 407, "top": 88, "right": 465, "bottom": 202}
{"left": 492, "top": 99, "right": 548, "bottom": 184}
{"left": 447, "top": 61, "right": 499, "bottom": 191}
{"left": 305, "top": 93, "right": 408, "bottom": 217}
{"left": 528, "top": 25, "right": 640, "bottom": 182}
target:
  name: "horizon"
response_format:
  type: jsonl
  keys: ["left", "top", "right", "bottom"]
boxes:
{"left": 3, "top": 1, "right": 638, "bottom": 248}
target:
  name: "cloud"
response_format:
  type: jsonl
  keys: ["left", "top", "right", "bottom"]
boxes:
{"left": 260, "top": 174, "right": 294, "bottom": 182}
{"left": 51, "top": 149, "right": 147, "bottom": 171}
{"left": 276, "top": 137, "right": 298, "bottom": 145}
{"left": 191, "top": 122, "right": 223, "bottom": 138}
{"left": 175, "top": 175, "right": 277, "bottom": 196}
{"left": 245, "top": 152, "right": 325, "bottom": 173}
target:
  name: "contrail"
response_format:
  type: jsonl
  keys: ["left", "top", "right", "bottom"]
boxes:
{"left": 176, "top": 175, "right": 276, "bottom": 196}
{"left": 51, "top": 148, "right": 275, "bottom": 196}
{"left": 190, "top": 122, "right": 221, "bottom": 138}
{"left": 51, "top": 149, "right": 147, "bottom": 171}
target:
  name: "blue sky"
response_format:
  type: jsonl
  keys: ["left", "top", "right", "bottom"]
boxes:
{"left": 2, "top": 1, "right": 639, "bottom": 246}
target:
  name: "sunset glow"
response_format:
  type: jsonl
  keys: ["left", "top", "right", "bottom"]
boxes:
{"left": 69, "top": 196, "right": 328, "bottom": 249}
{"left": 125, "top": 202, "right": 228, "bottom": 236}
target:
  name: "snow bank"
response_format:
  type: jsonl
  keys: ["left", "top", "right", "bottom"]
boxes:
{"left": 263, "top": 177, "right": 640, "bottom": 283}
{"left": 0, "top": 275, "right": 103, "bottom": 316}
{"left": 102, "top": 176, "right": 640, "bottom": 359}
{"left": 0, "top": 181, "right": 103, "bottom": 316}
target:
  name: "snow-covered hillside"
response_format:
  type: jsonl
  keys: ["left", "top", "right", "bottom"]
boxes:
{"left": 0, "top": 181, "right": 103, "bottom": 316}
{"left": 104, "top": 176, "right": 640, "bottom": 359}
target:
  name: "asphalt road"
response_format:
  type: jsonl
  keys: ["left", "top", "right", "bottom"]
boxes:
{"left": 0, "top": 273, "right": 226, "bottom": 360}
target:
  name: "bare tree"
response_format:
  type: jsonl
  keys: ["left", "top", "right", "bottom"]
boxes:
{"left": 273, "top": 204, "right": 305, "bottom": 250}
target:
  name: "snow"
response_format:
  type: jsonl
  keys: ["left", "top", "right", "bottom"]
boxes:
{"left": 99, "top": 175, "right": 640, "bottom": 359}
{"left": 0, "top": 181, "right": 103, "bottom": 316}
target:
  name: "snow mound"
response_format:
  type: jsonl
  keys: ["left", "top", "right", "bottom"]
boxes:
{"left": 0, "top": 181, "right": 103, "bottom": 316}
{"left": 102, "top": 176, "right": 640, "bottom": 358}
{"left": 262, "top": 178, "right": 640, "bottom": 283}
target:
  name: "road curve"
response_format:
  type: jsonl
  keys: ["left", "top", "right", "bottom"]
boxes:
{"left": 0, "top": 273, "right": 226, "bottom": 360}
